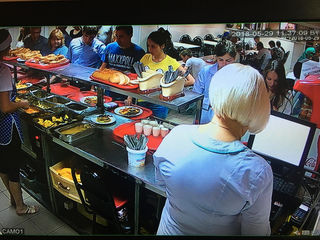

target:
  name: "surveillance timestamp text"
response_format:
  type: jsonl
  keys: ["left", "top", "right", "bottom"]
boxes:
{"left": 230, "top": 30, "right": 320, "bottom": 41}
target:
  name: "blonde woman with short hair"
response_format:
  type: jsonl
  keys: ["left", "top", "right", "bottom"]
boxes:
{"left": 154, "top": 63, "right": 273, "bottom": 235}
{"left": 44, "top": 28, "right": 68, "bottom": 56}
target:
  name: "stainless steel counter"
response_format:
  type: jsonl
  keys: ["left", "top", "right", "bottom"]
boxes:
{"left": 52, "top": 116, "right": 166, "bottom": 197}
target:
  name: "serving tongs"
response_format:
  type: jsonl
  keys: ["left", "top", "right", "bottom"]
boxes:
{"left": 133, "top": 62, "right": 146, "bottom": 78}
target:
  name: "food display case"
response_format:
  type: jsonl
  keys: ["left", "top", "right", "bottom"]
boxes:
{"left": 2, "top": 59, "right": 203, "bottom": 235}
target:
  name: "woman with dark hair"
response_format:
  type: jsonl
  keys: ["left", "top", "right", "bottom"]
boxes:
{"left": 193, "top": 39, "right": 236, "bottom": 124}
{"left": 0, "top": 29, "right": 39, "bottom": 216}
{"left": 136, "top": 27, "right": 194, "bottom": 119}
{"left": 264, "top": 60, "right": 293, "bottom": 114}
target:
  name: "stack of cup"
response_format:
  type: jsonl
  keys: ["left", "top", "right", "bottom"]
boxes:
{"left": 135, "top": 119, "right": 169, "bottom": 138}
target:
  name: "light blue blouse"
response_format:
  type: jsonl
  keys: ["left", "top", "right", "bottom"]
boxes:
{"left": 153, "top": 125, "right": 273, "bottom": 235}
{"left": 192, "top": 63, "right": 218, "bottom": 124}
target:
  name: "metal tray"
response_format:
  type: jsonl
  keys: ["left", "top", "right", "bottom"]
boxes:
{"left": 27, "top": 96, "right": 57, "bottom": 110}
{"left": 30, "top": 89, "right": 52, "bottom": 100}
{"left": 54, "top": 120, "right": 95, "bottom": 143}
{"left": 45, "top": 95, "right": 71, "bottom": 105}
{"left": 65, "top": 102, "right": 88, "bottom": 111}
{"left": 33, "top": 108, "right": 83, "bottom": 134}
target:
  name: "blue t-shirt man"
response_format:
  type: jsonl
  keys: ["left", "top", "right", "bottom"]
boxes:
{"left": 102, "top": 41, "right": 145, "bottom": 73}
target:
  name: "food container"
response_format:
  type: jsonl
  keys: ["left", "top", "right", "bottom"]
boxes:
{"left": 45, "top": 95, "right": 71, "bottom": 105}
{"left": 65, "top": 102, "right": 89, "bottom": 114}
{"left": 54, "top": 121, "right": 95, "bottom": 143}
{"left": 49, "top": 161, "right": 82, "bottom": 203}
{"left": 160, "top": 75, "right": 185, "bottom": 98}
{"left": 21, "top": 105, "right": 43, "bottom": 116}
{"left": 27, "top": 96, "right": 57, "bottom": 110}
{"left": 127, "top": 146, "right": 148, "bottom": 167}
{"left": 138, "top": 69, "right": 163, "bottom": 92}
{"left": 33, "top": 108, "right": 83, "bottom": 133}
{"left": 30, "top": 89, "right": 52, "bottom": 99}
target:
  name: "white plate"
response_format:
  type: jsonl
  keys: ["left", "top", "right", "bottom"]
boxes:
{"left": 16, "top": 82, "right": 32, "bottom": 90}
{"left": 114, "top": 106, "right": 143, "bottom": 117}
{"left": 80, "top": 96, "right": 97, "bottom": 106}
{"left": 17, "top": 58, "right": 26, "bottom": 62}
{"left": 88, "top": 114, "right": 116, "bottom": 125}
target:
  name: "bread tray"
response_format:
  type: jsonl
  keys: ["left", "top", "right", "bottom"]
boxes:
{"left": 54, "top": 121, "right": 95, "bottom": 143}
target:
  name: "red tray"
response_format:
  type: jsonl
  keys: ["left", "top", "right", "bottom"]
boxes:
{"left": 25, "top": 59, "right": 70, "bottom": 69}
{"left": 3, "top": 56, "right": 18, "bottom": 61}
{"left": 112, "top": 101, "right": 152, "bottom": 120}
{"left": 90, "top": 75, "right": 139, "bottom": 90}
{"left": 66, "top": 91, "right": 112, "bottom": 103}
{"left": 113, "top": 122, "right": 164, "bottom": 151}
{"left": 42, "top": 83, "right": 80, "bottom": 96}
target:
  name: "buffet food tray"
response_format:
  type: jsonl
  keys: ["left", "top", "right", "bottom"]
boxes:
{"left": 54, "top": 120, "right": 95, "bottom": 143}
{"left": 45, "top": 95, "right": 71, "bottom": 105}
{"left": 30, "top": 89, "right": 53, "bottom": 100}
{"left": 32, "top": 108, "right": 83, "bottom": 134}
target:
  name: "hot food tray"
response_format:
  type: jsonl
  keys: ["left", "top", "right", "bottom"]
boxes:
{"left": 27, "top": 96, "right": 57, "bottom": 110}
{"left": 45, "top": 95, "right": 71, "bottom": 105}
{"left": 30, "top": 89, "right": 52, "bottom": 100}
{"left": 33, "top": 108, "right": 83, "bottom": 134}
{"left": 54, "top": 120, "right": 95, "bottom": 143}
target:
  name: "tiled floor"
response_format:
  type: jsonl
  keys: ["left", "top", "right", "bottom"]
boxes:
{"left": 0, "top": 180, "right": 79, "bottom": 236}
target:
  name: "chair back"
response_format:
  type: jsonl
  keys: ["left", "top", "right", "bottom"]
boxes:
{"left": 204, "top": 33, "right": 214, "bottom": 41}
{"left": 282, "top": 51, "right": 290, "bottom": 64}
{"left": 192, "top": 36, "right": 204, "bottom": 47}
{"left": 179, "top": 34, "right": 192, "bottom": 44}
{"left": 71, "top": 165, "right": 123, "bottom": 233}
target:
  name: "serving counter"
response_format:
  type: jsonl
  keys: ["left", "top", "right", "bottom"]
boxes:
{"left": 3, "top": 59, "right": 203, "bottom": 235}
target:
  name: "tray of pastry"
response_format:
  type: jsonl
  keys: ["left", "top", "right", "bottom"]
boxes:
{"left": 90, "top": 69, "right": 139, "bottom": 90}
{"left": 25, "top": 54, "right": 69, "bottom": 69}
{"left": 54, "top": 120, "right": 95, "bottom": 143}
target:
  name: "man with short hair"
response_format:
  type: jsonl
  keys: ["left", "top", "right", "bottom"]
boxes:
{"left": 67, "top": 26, "right": 106, "bottom": 68}
{"left": 100, "top": 25, "right": 145, "bottom": 100}
{"left": 100, "top": 25, "right": 145, "bottom": 73}
{"left": 179, "top": 49, "right": 207, "bottom": 83}
{"left": 256, "top": 42, "right": 272, "bottom": 72}
{"left": 23, "top": 27, "right": 48, "bottom": 55}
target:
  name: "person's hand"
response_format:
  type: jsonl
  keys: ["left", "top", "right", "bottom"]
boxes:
{"left": 20, "top": 100, "right": 30, "bottom": 109}
{"left": 124, "top": 96, "right": 133, "bottom": 106}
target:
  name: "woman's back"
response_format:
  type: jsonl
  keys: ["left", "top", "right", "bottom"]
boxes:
{"left": 154, "top": 125, "right": 273, "bottom": 235}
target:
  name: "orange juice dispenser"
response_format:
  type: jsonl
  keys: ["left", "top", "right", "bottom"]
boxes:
{"left": 294, "top": 74, "right": 320, "bottom": 176}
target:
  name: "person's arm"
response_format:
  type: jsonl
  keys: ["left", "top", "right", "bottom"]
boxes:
{"left": 240, "top": 168, "right": 273, "bottom": 235}
{"left": 99, "top": 62, "right": 107, "bottom": 71}
{"left": 177, "top": 65, "right": 195, "bottom": 87}
{"left": 192, "top": 67, "right": 206, "bottom": 94}
{"left": 0, "top": 91, "right": 29, "bottom": 114}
